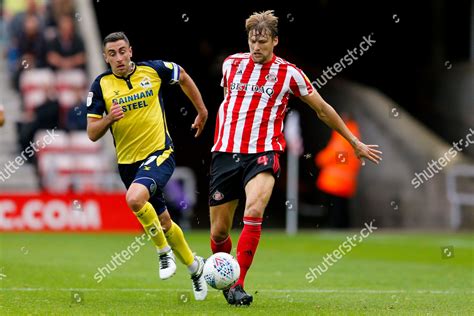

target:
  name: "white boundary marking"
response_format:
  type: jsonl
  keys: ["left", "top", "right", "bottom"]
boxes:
{"left": 0, "top": 288, "right": 471, "bottom": 294}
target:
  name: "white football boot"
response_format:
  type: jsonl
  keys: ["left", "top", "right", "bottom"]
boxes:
{"left": 158, "top": 250, "right": 176, "bottom": 280}
{"left": 190, "top": 256, "right": 208, "bottom": 301}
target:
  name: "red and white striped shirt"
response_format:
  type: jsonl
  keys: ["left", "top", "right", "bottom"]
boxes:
{"left": 212, "top": 53, "right": 314, "bottom": 154}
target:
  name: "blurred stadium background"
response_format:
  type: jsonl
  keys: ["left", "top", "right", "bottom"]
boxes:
{"left": 1, "top": 0, "right": 472, "bottom": 231}
{"left": 0, "top": 0, "right": 473, "bottom": 314}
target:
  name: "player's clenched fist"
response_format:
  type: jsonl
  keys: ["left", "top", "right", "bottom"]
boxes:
{"left": 106, "top": 101, "right": 124, "bottom": 123}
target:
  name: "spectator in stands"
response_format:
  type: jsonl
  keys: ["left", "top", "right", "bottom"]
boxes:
{"left": 315, "top": 112, "right": 361, "bottom": 228}
{"left": 65, "top": 87, "right": 87, "bottom": 131}
{"left": 6, "top": 0, "right": 45, "bottom": 88}
{"left": 7, "top": 0, "right": 44, "bottom": 47}
{"left": 44, "top": 0, "right": 74, "bottom": 29}
{"left": 18, "top": 82, "right": 59, "bottom": 159}
{"left": 18, "top": 14, "right": 47, "bottom": 68}
{"left": 46, "top": 14, "right": 86, "bottom": 71}
{"left": 13, "top": 14, "right": 48, "bottom": 90}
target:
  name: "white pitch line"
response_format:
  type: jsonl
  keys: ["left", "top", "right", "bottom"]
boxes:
{"left": 0, "top": 288, "right": 471, "bottom": 295}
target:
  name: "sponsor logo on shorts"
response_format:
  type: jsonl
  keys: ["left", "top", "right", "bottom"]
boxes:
{"left": 150, "top": 183, "right": 157, "bottom": 195}
{"left": 212, "top": 190, "right": 224, "bottom": 201}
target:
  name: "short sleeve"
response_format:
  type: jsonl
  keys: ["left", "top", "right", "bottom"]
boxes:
{"left": 86, "top": 77, "right": 105, "bottom": 118}
{"left": 220, "top": 58, "right": 233, "bottom": 88}
{"left": 220, "top": 71, "right": 227, "bottom": 88}
{"left": 148, "top": 60, "right": 180, "bottom": 85}
{"left": 289, "top": 67, "right": 314, "bottom": 97}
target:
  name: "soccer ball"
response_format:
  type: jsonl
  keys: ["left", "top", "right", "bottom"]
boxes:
{"left": 203, "top": 252, "right": 240, "bottom": 290}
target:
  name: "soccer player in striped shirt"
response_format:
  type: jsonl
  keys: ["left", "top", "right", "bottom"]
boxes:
{"left": 208, "top": 11, "right": 382, "bottom": 305}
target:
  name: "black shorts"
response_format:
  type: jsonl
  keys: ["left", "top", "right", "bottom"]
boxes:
{"left": 118, "top": 148, "right": 175, "bottom": 215}
{"left": 209, "top": 151, "right": 281, "bottom": 206}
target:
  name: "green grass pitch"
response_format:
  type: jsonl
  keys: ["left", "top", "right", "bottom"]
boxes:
{"left": 0, "top": 231, "right": 472, "bottom": 315}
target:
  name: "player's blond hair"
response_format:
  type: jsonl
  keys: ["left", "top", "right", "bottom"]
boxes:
{"left": 245, "top": 10, "right": 279, "bottom": 38}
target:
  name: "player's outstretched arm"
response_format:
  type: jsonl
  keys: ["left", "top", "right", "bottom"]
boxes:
{"left": 299, "top": 91, "right": 383, "bottom": 165}
{"left": 178, "top": 66, "right": 208, "bottom": 137}
{"left": 87, "top": 101, "right": 124, "bottom": 142}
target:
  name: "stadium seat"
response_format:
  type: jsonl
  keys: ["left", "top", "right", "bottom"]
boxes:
{"left": 34, "top": 129, "right": 69, "bottom": 152}
{"left": 69, "top": 131, "right": 101, "bottom": 152}
{"left": 34, "top": 130, "right": 108, "bottom": 193}
{"left": 19, "top": 68, "right": 56, "bottom": 91}
{"left": 55, "top": 69, "right": 87, "bottom": 91}
{"left": 19, "top": 68, "right": 55, "bottom": 114}
{"left": 56, "top": 70, "right": 87, "bottom": 107}
{"left": 55, "top": 70, "right": 88, "bottom": 126}
{"left": 72, "top": 154, "right": 106, "bottom": 192}
{"left": 74, "top": 154, "right": 103, "bottom": 174}
{"left": 38, "top": 152, "right": 74, "bottom": 193}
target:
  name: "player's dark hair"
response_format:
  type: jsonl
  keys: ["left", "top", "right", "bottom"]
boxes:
{"left": 103, "top": 32, "right": 130, "bottom": 48}
{"left": 246, "top": 10, "right": 279, "bottom": 38}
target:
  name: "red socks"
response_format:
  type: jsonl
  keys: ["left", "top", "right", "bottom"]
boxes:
{"left": 235, "top": 216, "right": 262, "bottom": 288}
{"left": 211, "top": 235, "right": 232, "bottom": 254}
{"left": 210, "top": 216, "right": 263, "bottom": 288}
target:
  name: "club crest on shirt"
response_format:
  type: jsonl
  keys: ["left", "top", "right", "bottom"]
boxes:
{"left": 140, "top": 76, "right": 152, "bottom": 88}
{"left": 265, "top": 72, "right": 278, "bottom": 83}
